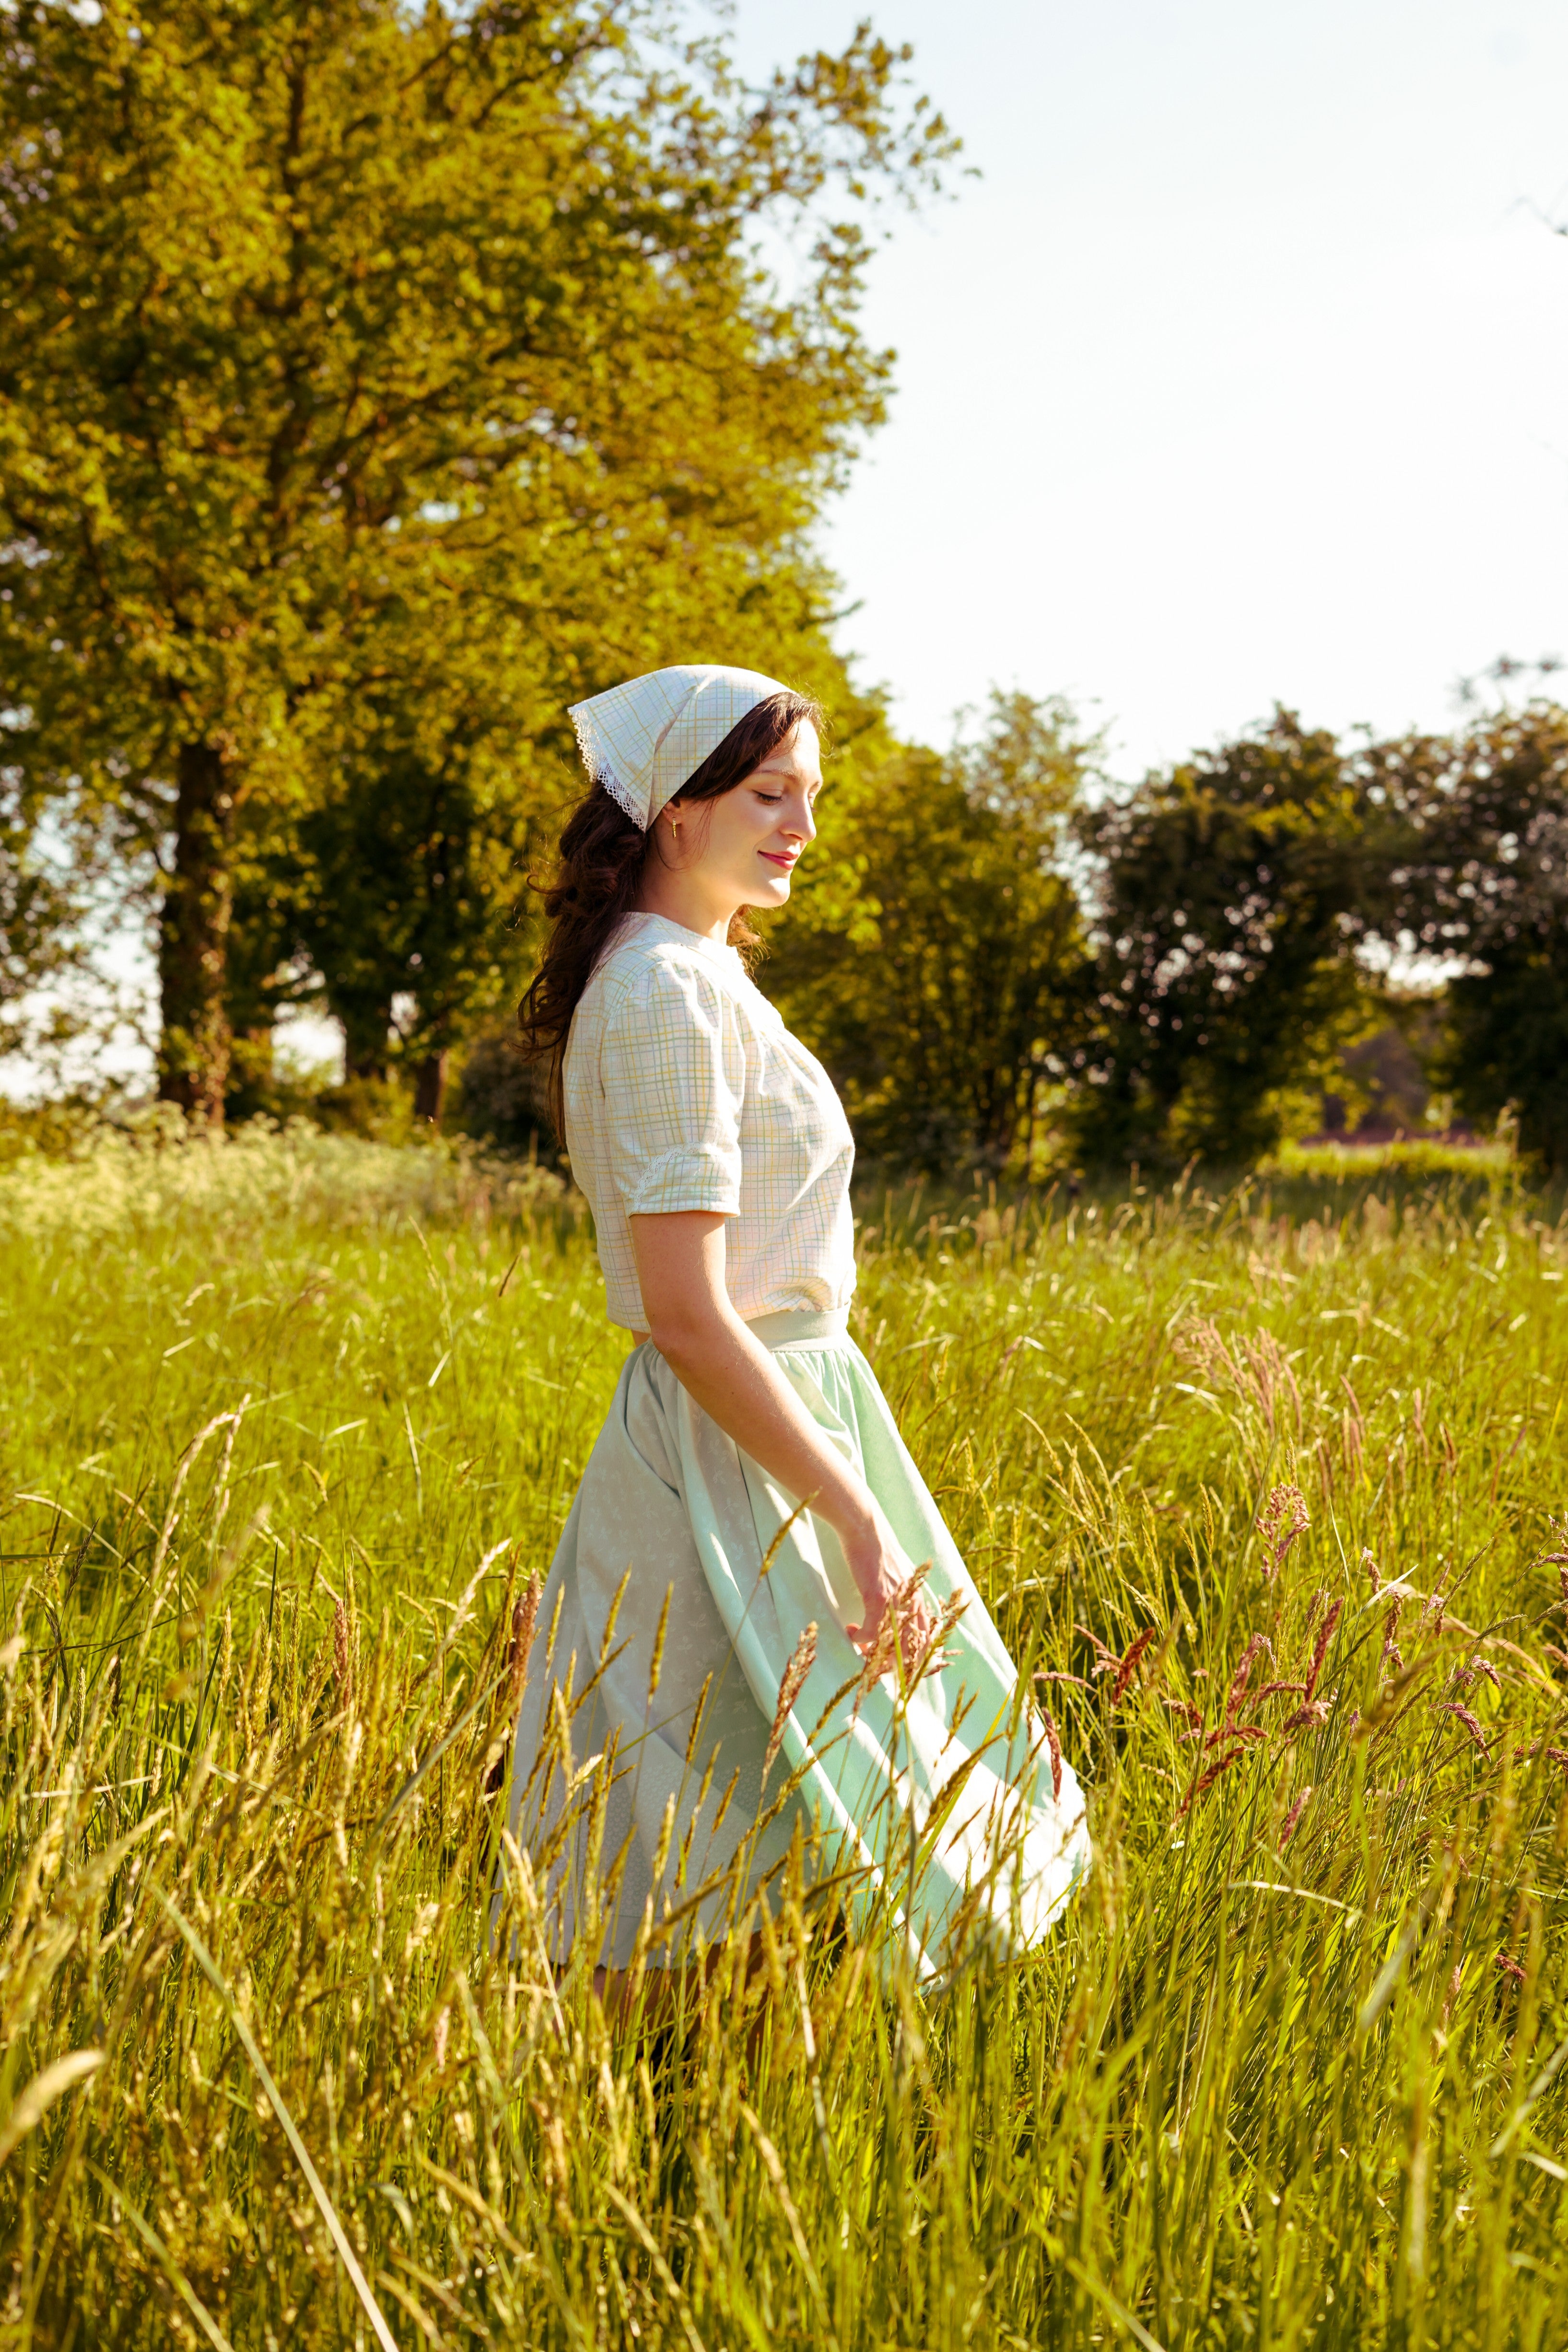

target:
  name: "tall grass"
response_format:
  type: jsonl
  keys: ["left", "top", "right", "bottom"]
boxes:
{"left": 1, "top": 1127, "right": 1565, "bottom": 2348}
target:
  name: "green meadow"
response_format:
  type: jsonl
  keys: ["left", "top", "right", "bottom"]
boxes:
{"left": 1, "top": 1126, "right": 1565, "bottom": 2350}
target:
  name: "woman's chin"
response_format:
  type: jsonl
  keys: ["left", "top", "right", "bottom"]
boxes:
{"left": 751, "top": 873, "right": 792, "bottom": 907}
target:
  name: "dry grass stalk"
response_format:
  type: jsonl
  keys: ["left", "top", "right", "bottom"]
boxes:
{"left": 332, "top": 1597, "right": 353, "bottom": 1706}
{"left": 509, "top": 1573, "right": 543, "bottom": 1714}
{"left": 764, "top": 1622, "right": 819, "bottom": 1785}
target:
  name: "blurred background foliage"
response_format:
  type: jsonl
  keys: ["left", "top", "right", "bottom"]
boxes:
{"left": 2, "top": 3, "right": 1567, "bottom": 1177}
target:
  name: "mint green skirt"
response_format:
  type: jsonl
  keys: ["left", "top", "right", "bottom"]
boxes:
{"left": 507, "top": 1309, "right": 1088, "bottom": 1978}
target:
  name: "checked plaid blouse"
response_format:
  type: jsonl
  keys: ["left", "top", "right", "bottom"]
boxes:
{"left": 563, "top": 912, "right": 857, "bottom": 1334}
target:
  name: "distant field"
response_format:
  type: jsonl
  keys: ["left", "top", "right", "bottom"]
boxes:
{"left": 1, "top": 1127, "right": 1565, "bottom": 2349}
{"left": 1272, "top": 1137, "right": 1516, "bottom": 1180}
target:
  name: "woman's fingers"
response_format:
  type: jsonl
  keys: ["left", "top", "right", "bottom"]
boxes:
{"left": 844, "top": 1591, "right": 938, "bottom": 1666}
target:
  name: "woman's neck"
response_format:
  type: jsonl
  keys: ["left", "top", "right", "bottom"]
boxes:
{"left": 633, "top": 866, "right": 739, "bottom": 945}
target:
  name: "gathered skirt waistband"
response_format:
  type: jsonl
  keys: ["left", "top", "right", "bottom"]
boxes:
{"left": 744, "top": 1305, "right": 851, "bottom": 1350}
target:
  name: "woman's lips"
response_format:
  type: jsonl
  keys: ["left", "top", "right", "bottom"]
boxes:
{"left": 759, "top": 850, "right": 798, "bottom": 869}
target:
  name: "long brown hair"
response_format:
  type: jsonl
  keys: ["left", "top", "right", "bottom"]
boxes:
{"left": 518, "top": 688, "right": 821, "bottom": 1138}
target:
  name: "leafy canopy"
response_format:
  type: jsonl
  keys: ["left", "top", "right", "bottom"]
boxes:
{"left": 0, "top": 0, "right": 952, "bottom": 1107}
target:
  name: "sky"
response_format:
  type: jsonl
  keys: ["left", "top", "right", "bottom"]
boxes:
{"left": 732, "top": 0, "right": 1568, "bottom": 775}
{"left": 7, "top": 0, "right": 1567, "bottom": 1094}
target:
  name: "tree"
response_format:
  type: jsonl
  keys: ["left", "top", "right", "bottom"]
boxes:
{"left": 1077, "top": 712, "right": 1379, "bottom": 1168}
{"left": 0, "top": 0, "right": 950, "bottom": 1122}
{"left": 767, "top": 694, "right": 1095, "bottom": 1174}
{"left": 1369, "top": 702, "right": 1568, "bottom": 1170}
{"left": 291, "top": 699, "right": 540, "bottom": 1123}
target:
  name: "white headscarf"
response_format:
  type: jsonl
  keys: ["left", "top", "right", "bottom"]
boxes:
{"left": 568, "top": 664, "right": 791, "bottom": 831}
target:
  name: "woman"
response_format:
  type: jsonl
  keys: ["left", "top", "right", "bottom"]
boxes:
{"left": 508, "top": 663, "right": 1088, "bottom": 1987}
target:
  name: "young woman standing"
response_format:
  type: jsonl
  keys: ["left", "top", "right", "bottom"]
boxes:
{"left": 510, "top": 664, "right": 1087, "bottom": 1985}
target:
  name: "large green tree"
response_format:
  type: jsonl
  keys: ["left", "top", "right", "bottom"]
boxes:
{"left": 1368, "top": 702, "right": 1568, "bottom": 1170}
{"left": 0, "top": 0, "right": 948, "bottom": 1120}
{"left": 1076, "top": 712, "right": 1381, "bottom": 1168}
{"left": 767, "top": 694, "right": 1096, "bottom": 1174}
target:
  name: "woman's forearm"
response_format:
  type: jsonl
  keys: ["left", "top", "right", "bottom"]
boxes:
{"left": 631, "top": 1211, "right": 875, "bottom": 1541}
{"left": 654, "top": 1304, "right": 876, "bottom": 1539}
{"left": 630, "top": 1211, "right": 931, "bottom": 1651}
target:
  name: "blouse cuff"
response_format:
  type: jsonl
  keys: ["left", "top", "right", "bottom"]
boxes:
{"left": 625, "top": 1145, "right": 742, "bottom": 1218}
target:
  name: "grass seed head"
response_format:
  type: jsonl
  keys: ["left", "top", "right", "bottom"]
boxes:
{"left": 852, "top": 1563, "right": 932, "bottom": 1715}
{"left": 332, "top": 1598, "right": 352, "bottom": 1704}
{"left": 1176, "top": 1740, "right": 1250, "bottom": 1818}
{"left": 1279, "top": 1784, "right": 1313, "bottom": 1846}
{"left": 1381, "top": 1598, "right": 1404, "bottom": 1671}
{"left": 1442, "top": 1702, "right": 1490, "bottom": 1754}
{"left": 509, "top": 1573, "right": 543, "bottom": 1713}
{"left": 764, "top": 1621, "right": 818, "bottom": 1784}
{"left": 1111, "top": 1627, "right": 1157, "bottom": 1707}
{"left": 1039, "top": 1704, "right": 1063, "bottom": 1802}
{"left": 1224, "top": 1631, "right": 1274, "bottom": 1728}
{"left": 1303, "top": 1598, "right": 1341, "bottom": 1703}
{"left": 1257, "top": 1483, "right": 1310, "bottom": 1578}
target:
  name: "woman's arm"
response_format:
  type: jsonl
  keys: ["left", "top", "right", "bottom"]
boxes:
{"left": 631, "top": 1211, "right": 932, "bottom": 1656}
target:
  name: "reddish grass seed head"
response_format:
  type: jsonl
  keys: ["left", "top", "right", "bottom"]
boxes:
{"left": 1176, "top": 1741, "right": 1249, "bottom": 1819}
{"left": 1279, "top": 1784, "right": 1313, "bottom": 1847}
{"left": 1111, "top": 1628, "right": 1157, "bottom": 1707}
{"left": 1303, "top": 1598, "right": 1341, "bottom": 1704}
{"left": 1163, "top": 1696, "right": 1204, "bottom": 1739}
{"left": 1039, "top": 1705, "right": 1063, "bottom": 1804}
{"left": 1381, "top": 1597, "right": 1404, "bottom": 1672}
{"left": 1442, "top": 1702, "right": 1490, "bottom": 1755}
{"left": 1224, "top": 1632, "right": 1274, "bottom": 1728}
{"left": 1279, "top": 1697, "right": 1333, "bottom": 1735}
{"left": 1256, "top": 1484, "right": 1310, "bottom": 1578}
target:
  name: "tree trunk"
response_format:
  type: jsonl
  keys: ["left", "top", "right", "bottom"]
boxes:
{"left": 157, "top": 740, "right": 236, "bottom": 1126}
{"left": 414, "top": 1048, "right": 449, "bottom": 1125}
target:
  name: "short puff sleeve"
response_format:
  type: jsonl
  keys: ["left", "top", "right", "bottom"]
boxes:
{"left": 599, "top": 958, "right": 745, "bottom": 1217}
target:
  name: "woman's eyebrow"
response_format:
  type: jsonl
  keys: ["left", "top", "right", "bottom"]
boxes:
{"left": 753, "top": 759, "right": 824, "bottom": 781}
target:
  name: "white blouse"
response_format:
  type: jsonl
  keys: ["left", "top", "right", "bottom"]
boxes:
{"left": 563, "top": 912, "right": 857, "bottom": 1333}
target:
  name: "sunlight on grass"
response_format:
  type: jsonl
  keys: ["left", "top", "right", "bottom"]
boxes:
{"left": 0, "top": 1133, "right": 1565, "bottom": 2346}
{"left": 1269, "top": 1137, "right": 1515, "bottom": 1181}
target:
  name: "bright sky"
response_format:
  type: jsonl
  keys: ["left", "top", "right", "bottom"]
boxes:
{"left": 735, "top": 0, "right": 1568, "bottom": 774}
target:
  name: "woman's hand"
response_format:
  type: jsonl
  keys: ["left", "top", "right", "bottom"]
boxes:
{"left": 840, "top": 1501, "right": 938, "bottom": 1674}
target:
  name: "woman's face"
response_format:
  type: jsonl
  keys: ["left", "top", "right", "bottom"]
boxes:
{"left": 660, "top": 720, "right": 822, "bottom": 918}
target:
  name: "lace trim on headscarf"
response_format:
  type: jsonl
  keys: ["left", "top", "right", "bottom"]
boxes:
{"left": 570, "top": 705, "right": 648, "bottom": 830}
